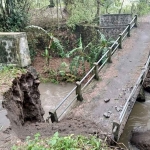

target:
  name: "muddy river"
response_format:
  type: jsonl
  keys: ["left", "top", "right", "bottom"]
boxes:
{"left": 38, "top": 83, "right": 75, "bottom": 120}
{"left": 119, "top": 91, "right": 150, "bottom": 149}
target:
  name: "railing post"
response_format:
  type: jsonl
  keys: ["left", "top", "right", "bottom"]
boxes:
{"left": 134, "top": 15, "right": 138, "bottom": 27}
{"left": 76, "top": 81, "right": 83, "bottom": 101}
{"left": 118, "top": 34, "right": 122, "bottom": 49}
{"left": 112, "top": 121, "right": 120, "bottom": 142}
{"left": 108, "top": 47, "right": 112, "bottom": 63}
{"left": 93, "top": 62, "right": 99, "bottom": 80}
{"left": 127, "top": 24, "right": 131, "bottom": 37}
{"left": 49, "top": 110, "right": 58, "bottom": 123}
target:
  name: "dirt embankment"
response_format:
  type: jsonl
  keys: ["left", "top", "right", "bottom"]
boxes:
{"left": 2, "top": 67, "right": 44, "bottom": 129}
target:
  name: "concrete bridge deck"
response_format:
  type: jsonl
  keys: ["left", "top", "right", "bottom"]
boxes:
{"left": 69, "top": 14, "right": 150, "bottom": 135}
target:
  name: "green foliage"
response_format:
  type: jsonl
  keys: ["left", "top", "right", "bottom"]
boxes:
{"left": 66, "top": 0, "right": 96, "bottom": 28}
{"left": 0, "top": 0, "right": 30, "bottom": 31}
{"left": 0, "top": 66, "right": 26, "bottom": 87}
{"left": 137, "top": 2, "right": 150, "bottom": 16}
{"left": 42, "top": 48, "right": 51, "bottom": 66}
{"left": 26, "top": 25, "right": 65, "bottom": 65}
{"left": 12, "top": 132, "right": 111, "bottom": 150}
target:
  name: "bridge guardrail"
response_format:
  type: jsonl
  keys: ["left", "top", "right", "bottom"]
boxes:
{"left": 49, "top": 15, "right": 138, "bottom": 123}
{"left": 112, "top": 53, "right": 150, "bottom": 141}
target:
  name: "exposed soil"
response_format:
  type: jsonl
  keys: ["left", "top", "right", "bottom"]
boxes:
{"left": 32, "top": 51, "right": 90, "bottom": 82}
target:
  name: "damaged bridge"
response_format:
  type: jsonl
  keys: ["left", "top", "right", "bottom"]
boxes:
{"left": 49, "top": 14, "right": 150, "bottom": 141}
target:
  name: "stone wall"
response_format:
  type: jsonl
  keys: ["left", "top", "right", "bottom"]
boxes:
{"left": 0, "top": 32, "right": 31, "bottom": 67}
{"left": 100, "top": 14, "right": 132, "bottom": 27}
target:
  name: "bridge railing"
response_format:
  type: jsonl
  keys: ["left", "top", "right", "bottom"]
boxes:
{"left": 112, "top": 54, "right": 150, "bottom": 141}
{"left": 49, "top": 15, "right": 138, "bottom": 123}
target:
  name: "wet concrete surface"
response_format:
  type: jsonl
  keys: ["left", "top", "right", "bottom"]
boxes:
{"left": 70, "top": 15, "right": 150, "bottom": 134}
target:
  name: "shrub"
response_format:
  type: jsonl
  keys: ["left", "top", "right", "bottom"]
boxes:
{"left": 12, "top": 132, "right": 112, "bottom": 150}
{"left": 0, "top": 0, "right": 30, "bottom": 31}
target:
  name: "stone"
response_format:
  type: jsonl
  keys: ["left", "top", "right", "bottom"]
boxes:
{"left": 104, "top": 99, "right": 110, "bottom": 103}
{"left": 130, "top": 129, "right": 150, "bottom": 150}
{"left": 0, "top": 32, "right": 31, "bottom": 67}
{"left": 115, "top": 106, "right": 122, "bottom": 112}
{"left": 103, "top": 112, "right": 110, "bottom": 118}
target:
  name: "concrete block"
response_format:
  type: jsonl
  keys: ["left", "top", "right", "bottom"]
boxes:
{"left": 0, "top": 32, "right": 31, "bottom": 67}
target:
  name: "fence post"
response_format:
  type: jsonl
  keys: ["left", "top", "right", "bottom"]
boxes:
{"left": 118, "top": 34, "right": 122, "bottom": 49}
{"left": 134, "top": 15, "right": 138, "bottom": 27}
{"left": 76, "top": 81, "right": 83, "bottom": 101}
{"left": 49, "top": 110, "right": 58, "bottom": 123}
{"left": 93, "top": 62, "right": 99, "bottom": 80}
{"left": 112, "top": 121, "right": 120, "bottom": 142}
{"left": 127, "top": 24, "right": 131, "bottom": 37}
{"left": 108, "top": 47, "right": 112, "bottom": 63}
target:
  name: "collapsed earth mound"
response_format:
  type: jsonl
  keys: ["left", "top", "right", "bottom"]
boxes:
{"left": 2, "top": 67, "right": 45, "bottom": 128}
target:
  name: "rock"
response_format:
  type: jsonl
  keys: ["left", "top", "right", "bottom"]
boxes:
{"left": 103, "top": 112, "right": 110, "bottom": 118}
{"left": 115, "top": 106, "right": 122, "bottom": 112}
{"left": 130, "top": 129, "right": 150, "bottom": 150}
{"left": 104, "top": 99, "right": 110, "bottom": 103}
{"left": 27, "top": 66, "right": 38, "bottom": 79}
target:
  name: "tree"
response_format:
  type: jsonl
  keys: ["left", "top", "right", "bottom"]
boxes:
{"left": 95, "top": 0, "right": 101, "bottom": 18}
{"left": 0, "top": 0, "right": 30, "bottom": 31}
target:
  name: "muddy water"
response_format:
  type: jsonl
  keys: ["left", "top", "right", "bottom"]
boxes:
{"left": 119, "top": 91, "right": 150, "bottom": 149}
{"left": 0, "top": 95, "right": 10, "bottom": 130}
{"left": 39, "top": 83, "right": 75, "bottom": 120}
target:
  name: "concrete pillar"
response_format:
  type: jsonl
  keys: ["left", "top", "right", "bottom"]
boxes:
{"left": 0, "top": 32, "right": 31, "bottom": 67}
{"left": 137, "top": 87, "right": 145, "bottom": 102}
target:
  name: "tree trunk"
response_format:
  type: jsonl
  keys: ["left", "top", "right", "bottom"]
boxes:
{"left": 119, "top": 0, "right": 124, "bottom": 14}
{"left": 95, "top": 0, "right": 100, "bottom": 18}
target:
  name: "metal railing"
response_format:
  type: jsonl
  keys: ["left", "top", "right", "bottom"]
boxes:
{"left": 49, "top": 15, "right": 138, "bottom": 123}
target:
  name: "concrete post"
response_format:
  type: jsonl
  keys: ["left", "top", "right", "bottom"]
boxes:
{"left": 93, "top": 62, "right": 99, "bottom": 80}
{"left": 134, "top": 15, "right": 138, "bottom": 28}
{"left": 118, "top": 34, "right": 122, "bottom": 49}
{"left": 76, "top": 81, "right": 83, "bottom": 101}
{"left": 127, "top": 24, "right": 131, "bottom": 37}
{"left": 112, "top": 121, "right": 120, "bottom": 142}
{"left": 136, "top": 87, "right": 145, "bottom": 102}
{"left": 49, "top": 110, "right": 58, "bottom": 123}
{"left": 108, "top": 47, "right": 112, "bottom": 63}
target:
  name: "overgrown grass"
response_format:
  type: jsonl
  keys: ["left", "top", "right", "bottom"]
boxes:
{"left": 12, "top": 132, "right": 112, "bottom": 150}
{"left": 0, "top": 66, "right": 26, "bottom": 88}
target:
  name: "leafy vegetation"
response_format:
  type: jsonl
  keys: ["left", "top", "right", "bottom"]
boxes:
{"left": 12, "top": 132, "right": 112, "bottom": 150}
{"left": 0, "top": 0, "right": 30, "bottom": 31}
{"left": 0, "top": 66, "right": 26, "bottom": 90}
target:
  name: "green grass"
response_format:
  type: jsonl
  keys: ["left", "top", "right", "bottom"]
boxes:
{"left": 12, "top": 132, "right": 112, "bottom": 150}
{"left": 0, "top": 66, "right": 26, "bottom": 88}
